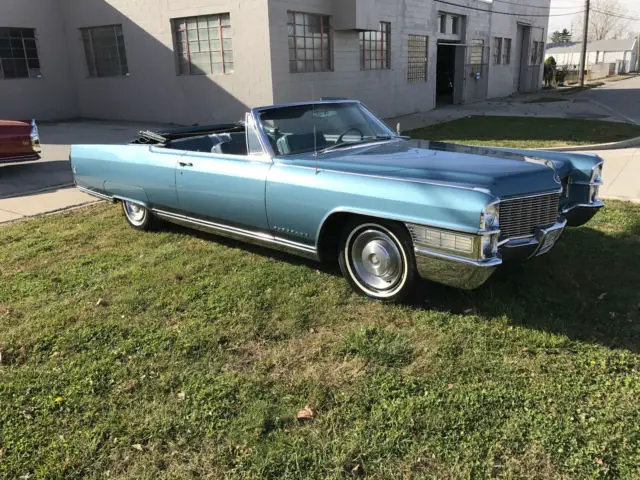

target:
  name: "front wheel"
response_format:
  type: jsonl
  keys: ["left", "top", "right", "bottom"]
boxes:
{"left": 338, "top": 219, "right": 418, "bottom": 302}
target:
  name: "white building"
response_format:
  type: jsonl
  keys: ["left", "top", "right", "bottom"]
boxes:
{"left": 545, "top": 39, "right": 639, "bottom": 75}
{"left": 1, "top": 0, "right": 551, "bottom": 125}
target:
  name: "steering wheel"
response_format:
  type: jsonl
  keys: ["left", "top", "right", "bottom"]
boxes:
{"left": 336, "top": 127, "right": 364, "bottom": 144}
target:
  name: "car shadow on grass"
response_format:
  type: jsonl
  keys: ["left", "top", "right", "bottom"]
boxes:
{"left": 409, "top": 222, "right": 640, "bottom": 353}
{"left": 160, "top": 217, "right": 639, "bottom": 353}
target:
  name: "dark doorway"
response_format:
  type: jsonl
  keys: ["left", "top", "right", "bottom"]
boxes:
{"left": 436, "top": 42, "right": 457, "bottom": 106}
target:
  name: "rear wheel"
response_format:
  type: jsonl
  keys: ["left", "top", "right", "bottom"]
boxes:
{"left": 338, "top": 219, "right": 417, "bottom": 302}
{"left": 121, "top": 200, "right": 159, "bottom": 231}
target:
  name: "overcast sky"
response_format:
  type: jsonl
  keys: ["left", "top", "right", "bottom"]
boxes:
{"left": 547, "top": 0, "right": 640, "bottom": 39}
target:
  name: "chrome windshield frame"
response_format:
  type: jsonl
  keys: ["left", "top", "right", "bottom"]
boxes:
{"left": 250, "top": 100, "right": 397, "bottom": 158}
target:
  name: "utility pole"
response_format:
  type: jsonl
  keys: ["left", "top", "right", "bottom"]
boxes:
{"left": 637, "top": 33, "right": 639, "bottom": 72}
{"left": 578, "top": 0, "right": 590, "bottom": 87}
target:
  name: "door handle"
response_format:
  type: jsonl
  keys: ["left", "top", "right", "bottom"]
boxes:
{"left": 179, "top": 161, "right": 193, "bottom": 167}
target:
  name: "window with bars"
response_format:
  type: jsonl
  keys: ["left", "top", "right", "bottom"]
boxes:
{"left": 172, "top": 14, "right": 233, "bottom": 75}
{"left": 538, "top": 41, "right": 545, "bottom": 64}
{"left": 451, "top": 16, "right": 460, "bottom": 35}
{"left": 469, "top": 39, "right": 484, "bottom": 65}
{"left": 493, "top": 37, "right": 502, "bottom": 65}
{"left": 531, "top": 41, "right": 544, "bottom": 65}
{"left": 0, "top": 28, "right": 40, "bottom": 79}
{"left": 360, "top": 22, "right": 390, "bottom": 70}
{"left": 503, "top": 38, "right": 512, "bottom": 64}
{"left": 287, "top": 12, "right": 331, "bottom": 73}
{"left": 81, "top": 25, "right": 128, "bottom": 78}
{"left": 407, "top": 34, "right": 428, "bottom": 82}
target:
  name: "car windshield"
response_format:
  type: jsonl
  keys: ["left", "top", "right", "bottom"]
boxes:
{"left": 256, "top": 102, "right": 396, "bottom": 156}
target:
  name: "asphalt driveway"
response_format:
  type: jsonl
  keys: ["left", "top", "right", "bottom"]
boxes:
{"left": 576, "top": 75, "right": 640, "bottom": 125}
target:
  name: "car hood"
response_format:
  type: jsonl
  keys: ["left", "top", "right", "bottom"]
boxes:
{"left": 291, "top": 139, "right": 565, "bottom": 198}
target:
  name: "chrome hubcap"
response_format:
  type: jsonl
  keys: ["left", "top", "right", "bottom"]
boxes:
{"left": 124, "top": 202, "right": 146, "bottom": 224}
{"left": 350, "top": 229, "right": 403, "bottom": 291}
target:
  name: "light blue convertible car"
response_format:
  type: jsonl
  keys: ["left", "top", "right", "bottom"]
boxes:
{"left": 71, "top": 100, "right": 604, "bottom": 301}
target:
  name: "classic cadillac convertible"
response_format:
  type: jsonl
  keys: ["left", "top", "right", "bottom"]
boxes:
{"left": 70, "top": 100, "right": 604, "bottom": 301}
{"left": 0, "top": 119, "right": 42, "bottom": 163}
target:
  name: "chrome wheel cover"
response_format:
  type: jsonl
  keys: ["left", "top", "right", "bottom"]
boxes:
{"left": 346, "top": 225, "right": 407, "bottom": 297}
{"left": 123, "top": 201, "right": 146, "bottom": 226}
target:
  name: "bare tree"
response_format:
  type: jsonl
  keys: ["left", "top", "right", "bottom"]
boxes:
{"left": 573, "top": 0, "right": 630, "bottom": 41}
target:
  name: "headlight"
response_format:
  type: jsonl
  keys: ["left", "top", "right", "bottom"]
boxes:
{"left": 589, "top": 163, "right": 603, "bottom": 203}
{"left": 590, "top": 163, "right": 603, "bottom": 184}
{"left": 481, "top": 234, "right": 499, "bottom": 259}
{"left": 481, "top": 203, "right": 500, "bottom": 230}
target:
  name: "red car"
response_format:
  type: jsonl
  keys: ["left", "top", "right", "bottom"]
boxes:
{"left": 0, "top": 119, "right": 42, "bottom": 163}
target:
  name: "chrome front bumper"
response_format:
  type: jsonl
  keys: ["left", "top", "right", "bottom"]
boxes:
{"left": 499, "top": 218, "right": 567, "bottom": 261}
{"left": 414, "top": 248, "right": 502, "bottom": 290}
{"left": 562, "top": 200, "right": 604, "bottom": 227}
{"left": 413, "top": 218, "right": 567, "bottom": 290}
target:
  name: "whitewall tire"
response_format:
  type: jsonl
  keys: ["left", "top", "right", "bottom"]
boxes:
{"left": 338, "top": 219, "right": 417, "bottom": 302}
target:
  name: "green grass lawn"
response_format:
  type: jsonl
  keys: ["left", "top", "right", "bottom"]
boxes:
{"left": 410, "top": 116, "right": 640, "bottom": 148}
{"left": 1, "top": 202, "right": 640, "bottom": 479}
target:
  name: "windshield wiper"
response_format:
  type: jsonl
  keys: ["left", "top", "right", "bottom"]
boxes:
{"left": 318, "top": 135, "right": 395, "bottom": 154}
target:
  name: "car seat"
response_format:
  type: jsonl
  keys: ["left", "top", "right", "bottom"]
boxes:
{"left": 276, "top": 132, "right": 328, "bottom": 155}
{"left": 211, "top": 132, "right": 248, "bottom": 155}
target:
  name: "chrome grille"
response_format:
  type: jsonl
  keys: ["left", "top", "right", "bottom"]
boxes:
{"left": 499, "top": 192, "right": 560, "bottom": 239}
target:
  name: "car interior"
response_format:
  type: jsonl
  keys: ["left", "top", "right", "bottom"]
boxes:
{"left": 161, "top": 127, "right": 332, "bottom": 157}
{"left": 167, "top": 132, "right": 248, "bottom": 156}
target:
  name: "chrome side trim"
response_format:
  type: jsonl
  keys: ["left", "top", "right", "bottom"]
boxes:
{"left": 277, "top": 162, "right": 493, "bottom": 193}
{"left": 561, "top": 200, "right": 605, "bottom": 214}
{"left": 152, "top": 209, "right": 319, "bottom": 260}
{"left": 318, "top": 207, "right": 488, "bottom": 238}
{"left": 77, "top": 186, "right": 114, "bottom": 202}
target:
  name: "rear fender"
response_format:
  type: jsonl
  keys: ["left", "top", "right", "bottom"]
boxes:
{"left": 105, "top": 183, "right": 150, "bottom": 209}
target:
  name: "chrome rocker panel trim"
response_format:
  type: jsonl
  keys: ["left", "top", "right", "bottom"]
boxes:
{"left": 152, "top": 209, "right": 319, "bottom": 261}
{"left": 76, "top": 185, "right": 114, "bottom": 202}
{"left": 413, "top": 247, "right": 502, "bottom": 290}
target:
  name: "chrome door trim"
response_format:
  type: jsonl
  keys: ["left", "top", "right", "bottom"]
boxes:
{"left": 152, "top": 208, "right": 319, "bottom": 260}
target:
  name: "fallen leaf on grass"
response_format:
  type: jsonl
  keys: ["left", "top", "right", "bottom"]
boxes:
{"left": 595, "top": 457, "right": 604, "bottom": 465}
{"left": 177, "top": 392, "right": 186, "bottom": 401}
{"left": 132, "top": 444, "right": 144, "bottom": 451}
{"left": 351, "top": 463, "right": 365, "bottom": 476}
{"left": 297, "top": 406, "right": 314, "bottom": 420}
{"left": 96, "top": 298, "right": 108, "bottom": 307}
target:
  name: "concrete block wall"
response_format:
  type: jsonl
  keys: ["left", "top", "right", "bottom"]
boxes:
{"left": 267, "top": 0, "right": 440, "bottom": 119}
{"left": 0, "top": 0, "right": 77, "bottom": 120}
{"left": 59, "top": 0, "right": 274, "bottom": 125}
{"left": 0, "top": 0, "right": 551, "bottom": 123}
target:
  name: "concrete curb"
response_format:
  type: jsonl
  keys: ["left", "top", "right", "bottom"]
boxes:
{"left": 0, "top": 182, "right": 74, "bottom": 200}
{"left": 539, "top": 135, "right": 640, "bottom": 152}
{"left": 0, "top": 198, "right": 103, "bottom": 226}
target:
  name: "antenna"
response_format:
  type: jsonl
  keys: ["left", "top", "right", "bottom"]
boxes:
{"left": 312, "top": 83, "right": 319, "bottom": 175}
